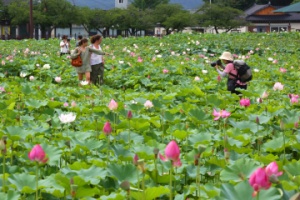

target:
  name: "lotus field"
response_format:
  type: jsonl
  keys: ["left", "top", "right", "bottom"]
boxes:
{"left": 1, "top": 32, "right": 300, "bottom": 200}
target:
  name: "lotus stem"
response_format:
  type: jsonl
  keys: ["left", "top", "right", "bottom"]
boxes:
{"left": 128, "top": 119, "right": 131, "bottom": 146}
{"left": 2, "top": 153, "right": 5, "bottom": 192}
{"left": 256, "top": 192, "right": 259, "bottom": 200}
{"left": 169, "top": 162, "right": 173, "bottom": 200}
{"left": 283, "top": 131, "right": 286, "bottom": 164}
{"left": 196, "top": 158, "right": 200, "bottom": 199}
{"left": 107, "top": 136, "right": 110, "bottom": 162}
{"left": 142, "top": 173, "right": 146, "bottom": 200}
{"left": 35, "top": 162, "right": 39, "bottom": 200}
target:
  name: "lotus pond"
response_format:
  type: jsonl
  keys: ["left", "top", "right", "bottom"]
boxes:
{"left": 0, "top": 32, "right": 300, "bottom": 200}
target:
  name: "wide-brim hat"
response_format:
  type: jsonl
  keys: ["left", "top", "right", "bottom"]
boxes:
{"left": 219, "top": 52, "right": 233, "bottom": 61}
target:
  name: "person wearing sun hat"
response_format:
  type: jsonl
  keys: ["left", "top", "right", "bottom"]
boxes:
{"left": 214, "top": 51, "right": 247, "bottom": 94}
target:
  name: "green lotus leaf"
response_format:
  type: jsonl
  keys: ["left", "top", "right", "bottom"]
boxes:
{"left": 220, "top": 158, "right": 259, "bottom": 182}
{"left": 25, "top": 99, "right": 48, "bottom": 109}
{"left": 131, "top": 186, "right": 170, "bottom": 200}
{"left": 8, "top": 173, "right": 36, "bottom": 193}
{"left": 39, "top": 174, "right": 65, "bottom": 197}
{"left": 0, "top": 190, "right": 20, "bottom": 200}
{"left": 107, "top": 163, "right": 138, "bottom": 183}
{"left": 262, "top": 137, "right": 285, "bottom": 152}
{"left": 100, "top": 192, "right": 125, "bottom": 200}
{"left": 41, "top": 143, "right": 62, "bottom": 166}
{"left": 4, "top": 126, "right": 33, "bottom": 140}
{"left": 218, "top": 180, "right": 281, "bottom": 200}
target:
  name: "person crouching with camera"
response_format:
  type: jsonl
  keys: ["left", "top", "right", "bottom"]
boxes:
{"left": 213, "top": 51, "right": 247, "bottom": 95}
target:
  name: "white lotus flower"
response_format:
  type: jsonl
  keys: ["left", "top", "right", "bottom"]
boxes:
{"left": 29, "top": 76, "right": 35, "bottom": 81}
{"left": 119, "top": 60, "right": 124, "bottom": 64}
{"left": 59, "top": 113, "right": 76, "bottom": 124}
{"left": 194, "top": 76, "right": 200, "bottom": 81}
{"left": 55, "top": 76, "right": 61, "bottom": 83}
{"left": 254, "top": 68, "right": 259, "bottom": 72}
{"left": 202, "top": 70, "right": 208, "bottom": 74}
{"left": 268, "top": 57, "right": 273, "bottom": 61}
{"left": 155, "top": 50, "right": 159, "bottom": 53}
{"left": 156, "top": 55, "right": 162, "bottom": 58}
{"left": 202, "top": 48, "right": 207, "bottom": 52}
{"left": 43, "top": 64, "right": 50, "bottom": 69}
{"left": 20, "top": 72, "right": 27, "bottom": 78}
{"left": 80, "top": 80, "right": 89, "bottom": 86}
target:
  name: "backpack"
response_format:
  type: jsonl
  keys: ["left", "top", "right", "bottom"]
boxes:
{"left": 232, "top": 60, "right": 252, "bottom": 82}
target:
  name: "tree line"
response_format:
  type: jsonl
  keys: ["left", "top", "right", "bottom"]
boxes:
{"left": 0, "top": 0, "right": 296, "bottom": 38}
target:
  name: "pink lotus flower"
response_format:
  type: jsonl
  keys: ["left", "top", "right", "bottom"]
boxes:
{"left": 28, "top": 144, "right": 48, "bottom": 164}
{"left": 130, "top": 52, "right": 135, "bottom": 57}
{"left": 213, "top": 109, "right": 231, "bottom": 120}
{"left": 249, "top": 168, "right": 271, "bottom": 197}
{"left": 273, "top": 82, "right": 284, "bottom": 91}
{"left": 144, "top": 100, "right": 153, "bottom": 109}
{"left": 159, "top": 140, "right": 182, "bottom": 167}
{"left": 108, "top": 99, "right": 118, "bottom": 111}
{"left": 0, "top": 87, "right": 5, "bottom": 93}
{"left": 291, "top": 97, "right": 298, "bottom": 104}
{"left": 55, "top": 76, "right": 61, "bottom": 83}
{"left": 194, "top": 76, "right": 200, "bottom": 81}
{"left": 240, "top": 98, "right": 251, "bottom": 107}
{"left": 279, "top": 68, "right": 287, "bottom": 73}
{"left": 163, "top": 69, "right": 169, "bottom": 74}
{"left": 103, "top": 121, "right": 112, "bottom": 135}
{"left": 137, "top": 56, "right": 143, "bottom": 62}
{"left": 261, "top": 91, "right": 269, "bottom": 99}
{"left": 71, "top": 101, "right": 76, "bottom": 107}
{"left": 29, "top": 76, "right": 35, "bottom": 81}
{"left": 272, "top": 60, "right": 278, "bottom": 64}
{"left": 265, "top": 162, "right": 283, "bottom": 178}
{"left": 63, "top": 102, "right": 69, "bottom": 107}
{"left": 217, "top": 75, "right": 221, "bottom": 82}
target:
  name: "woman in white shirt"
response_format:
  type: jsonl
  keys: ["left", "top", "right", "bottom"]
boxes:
{"left": 90, "top": 35, "right": 105, "bottom": 85}
{"left": 60, "top": 35, "right": 70, "bottom": 56}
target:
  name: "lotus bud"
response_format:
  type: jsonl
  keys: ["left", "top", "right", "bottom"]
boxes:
{"left": 269, "top": 174, "right": 279, "bottom": 184}
{"left": 256, "top": 117, "right": 260, "bottom": 124}
{"left": 295, "top": 122, "right": 299, "bottom": 129}
{"left": 137, "top": 159, "right": 145, "bottom": 172}
{"left": 0, "top": 140, "right": 6, "bottom": 151}
{"left": 194, "top": 154, "right": 200, "bottom": 166}
{"left": 127, "top": 110, "right": 133, "bottom": 119}
{"left": 197, "top": 145, "right": 207, "bottom": 154}
{"left": 133, "top": 154, "right": 139, "bottom": 166}
{"left": 153, "top": 148, "right": 159, "bottom": 159}
{"left": 224, "top": 148, "right": 230, "bottom": 161}
{"left": 120, "top": 180, "right": 130, "bottom": 191}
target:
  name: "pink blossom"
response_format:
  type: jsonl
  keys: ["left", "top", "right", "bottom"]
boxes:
{"left": 63, "top": 102, "right": 69, "bottom": 107}
{"left": 291, "top": 97, "right": 299, "bottom": 104}
{"left": 103, "top": 121, "right": 112, "bottom": 135}
{"left": 28, "top": 144, "right": 48, "bottom": 164}
{"left": 137, "top": 56, "right": 143, "bottom": 62}
{"left": 261, "top": 91, "right": 269, "bottom": 99}
{"left": 0, "top": 87, "right": 5, "bottom": 93}
{"left": 108, "top": 99, "right": 118, "bottom": 111}
{"left": 199, "top": 54, "right": 205, "bottom": 58}
{"left": 130, "top": 52, "right": 136, "bottom": 57}
{"left": 217, "top": 75, "right": 221, "bottom": 82}
{"left": 194, "top": 76, "right": 200, "bottom": 81}
{"left": 144, "top": 100, "right": 153, "bottom": 109}
{"left": 71, "top": 101, "right": 76, "bottom": 107}
{"left": 279, "top": 68, "right": 287, "bottom": 73}
{"left": 213, "top": 109, "right": 231, "bottom": 121}
{"left": 273, "top": 60, "right": 278, "bottom": 64}
{"left": 265, "top": 162, "right": 283, "bottom": 178}
{"left": 240, "top": 98, "right": 251, "bottom": 107}
{"left": 249, "top": 168, "right": 271, "bottom": 197}
{"left": 29, "top": 76, "right": 35, "bottom": 81}
{"left": 273, "top": 82, "right": 284, "bottom": 91}
{"left": 1, "top": 60, "right": 5, "bottom": 65}
{"left": 163, "top": 69, "right": 169, "bottom": 74}
{"left": 55, "top": 76, "right": 61, "bottom": 83}
{"left": 159, "top": 140, "right": 182, "bottom": 167}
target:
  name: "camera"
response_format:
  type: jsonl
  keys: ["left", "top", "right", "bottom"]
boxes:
{"left": 210, "top": 59, "right": 222, "bottom": 67}
{"left": 67, "top": 39, "right": 70, "bottom": 42}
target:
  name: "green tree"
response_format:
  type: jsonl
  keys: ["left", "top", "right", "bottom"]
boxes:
{"left": 152, "top": 4, "right": 195, "bottom": 34}
{"left": 7, "top": 0, "right": 29, "bottom": 25}
{"left": 130, "top": 0, "right": 169, "bottom": 10}
{"left": 292, "top": 0, "right": 300, "bottom": 3}
{"left": 197, "top": 4, "right": 247, "bottom": 33}
{"left": 203, "top": 0, "right": 293, "bottom": 9}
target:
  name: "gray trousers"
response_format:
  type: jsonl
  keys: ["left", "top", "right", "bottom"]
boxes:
{"left": 91, "top": 63, "right": 104, "bottom": 85}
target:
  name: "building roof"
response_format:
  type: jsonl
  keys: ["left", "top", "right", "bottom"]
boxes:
{"left": 246, "top": 13, "right": 300, "bottom": 22}
{"left": 245, "top": 4, "right": 270, "bottom": 16}
{"left": 274, "top": 2, "right": 300, "bottom": 13}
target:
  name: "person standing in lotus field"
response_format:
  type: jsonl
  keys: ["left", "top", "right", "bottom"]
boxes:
{"left": 214, "top": 51, "right": 247, "bottom": 95}
{"left": 70, "top": 38, "right": 109, "bottom": 85}
{"left": 90, "top": 35, "right": 105, "bottom": 85}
